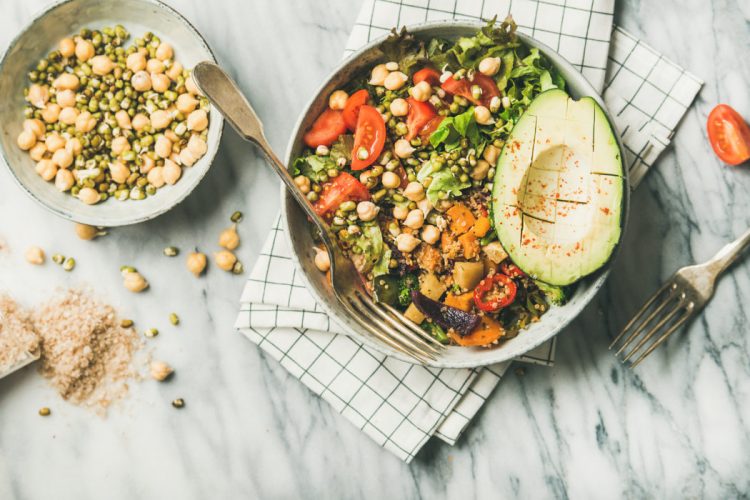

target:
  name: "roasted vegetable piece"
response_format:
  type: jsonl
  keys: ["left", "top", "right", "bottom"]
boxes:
{"left": 373, "top": 274, "right": 401, "bottom": 306}
{"left": 447, "top": 204, "right": 475, "bottom": 235}
{"left": 411, "top": 290, "right": 480, "bottom": 336}
{"left": 452, "top": 261, "right": 485, "bottom": 290}
{"left": 458, "top": 231, "right": 479, "bottom": 259}
{"left": 449, "top": 315, "right": 505, "bottom": 346}
{"left": 473, "top": 216, "right": 491, "bottom": 237}
{"left": 444, "top": 292, "right": 474, "bottom": 312}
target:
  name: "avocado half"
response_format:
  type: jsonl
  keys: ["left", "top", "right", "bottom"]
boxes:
{"left": 491, "top": 89, "right": 624, "bottom": 286}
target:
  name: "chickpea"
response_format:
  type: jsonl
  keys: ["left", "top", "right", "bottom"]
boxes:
{"left": 132, "top": 113, "right": 150, "bottom": 131}
{"left": 403, "top": 181, "right": 425, "bottom": 201}
{"left": 403, "top": 209, "right": 425, "bottom": 229}
{"left": 23, "top": 119, "right": 45, "bottom": 138}
{"left": 126, "top": 51, "right": 147, "bottom": 71}
{"left": 25, "top": 246, "right": 45, "bottom": 265}
{"left": 131, "top": 71, "right": 152, "bottom": 92}
{"left": 328, "top": 90, "right": 348, "bottom": 110}
{"left": 165, "top": 129, "right": 179, "bottom": 143}
{"left": 166, "top": 61, "right": 183, "bottom": 81}
{"left": 393, "top": 205, "right": 409, "bottom": 220}
{"left": 123, "top": 270, "right": 149, "bottom": 293}
{"left": 478, "top": 57, "right": 501, "bottom": 76}
{"left": 369, "top": 64, "right": 389, "bottom": 86}
{"left": 214, "top": 250, "right": 237, "bottom": 271}
{"left": 16, "top": 130, "right": 36, "bottom": 150}
{"left": 394, "top": 139, "right": 415, "bottom": 159}
{"left": 502, "top": 96, "right": 511, "bottom": 109}
{"left": 66, "top": 137, "right": 83, "bottom": 156}
{"left": 149, "top": 109, "right": 172, "bottom": 130}
{"left": 316, "top": 145, "right": 329, "bottom": 156}
{"left": 219, "top": 224, "right": 240, "bottom": 250}
{"left": 59, "top": 37, "right": 75, "bottom": 58}
{"left": 294, "top": 175, "right": 311, "bottom": 194}
{"left": 381, "top": 171, "right": 401, "bottom": 189}
{"left": 139, "top": 154, "right": 155, "bottom": 174}
{"left": 390, "top": 98, "right": 409, "bottom": 117}
{"left": 75, "top": 39, "right": 94, "bottom": 61}
{"left": 489, "top": 96, "right": 501, "bottom": 113}
{"left": 52, "top": 148, "right": 73, "bottom": 168}
{"left": 41, "top": 103, "right": 61, "bottom": 123}
{"left": 75, "top": 223, "right": 100, "bottom": 240}
{"left": 114, "top": 110, "right": 132, "bottom": 130}
{"left": 313, "top": 247, "right": 330, "bottom": 272}
{"left": 58, "top": 106, "right": 79, "bottom": 125}
{"left": 178, "top": 148, "right": 198, "bottom": 167}
{"left": 176, "top": 93, "right": 198, "bottom": 114}
{"left": 155, "top": 42, "right": 174, "bottom": 61}
{"left": 482, "top": 144, "right": 501, "bottom": 166}
{"left": 150, "top": 360, "right": 173, "bottom": 381}
{"left": 163, "top": 159, "right": 182, "bottom": 185}
{"left": 26, "top": 84, "right": 49, "bottom": 108}
{"left": 110, "top": 136, "right": 130, "bottom": 156}
{"left": 29, "top": 143, "right": 47, "bottom": 161}
{"left": 45, "top": 133, "right": 65, "bottom": 152}
{"left": 74, "top": 111, "right": 96, "bottom": 132}
{"left": 470, "top": 159, "right": 491, "bottom": 180}
{"left": 396, "top": 233, "right": 420, "bottom": 253}
{"left": 409, "top": 81, "right": 432, "bottom": 102}
{"left": 384, "top": 71, "right": 408, "bottom": 91}
{"left": 109, "top": 161, "right": 130, "bottom": 184}
{"left": 186, "top": 251, "right": 207, "bottom": 276}
{"left": 155, "top": 135, "right": 172, "bottom": 158}
{"left": 356, "top": 201, "right": 379, "bottom": 222}
{"left": 56, "top": 89, "right": 76, "bottom": 108}
{"left": 54, "top": 168, "right": 74, "bottom": 191}
{"left": 147, "top": 166, "right": 166, "bottom": 188}
{"left": 52, "top": 73, "right": 79, "bottom": 91}
{"left": 187, "top": 135, "right": 208, "bottom": 157}
{"left": 187, "top": 109, "right": 208, "bottom": 131}
{"left": 474, "top": 105, "right": 493, "bottom": 125}
{"left": 146, "top": 58, "right": 165, "bottom": 74}
{"left": 151, "top": 73, "right": 170, "bottom": 93}
{"left": 185, "top": 74, "right": 202, "bottom": 95}
{"left": 385, "top": 61, "right": 399, "bottom": 71}
{"left": 421, "top": 225, "right": 441, "bottom": 245}
{"left": 90, "top": 55, "right": 115, "bottom": 75}
{"left": 35, "top": 159, "right": 57, "bottom": 181}
{"left": 77, "top": 186, "right": 100, "bottom": 205}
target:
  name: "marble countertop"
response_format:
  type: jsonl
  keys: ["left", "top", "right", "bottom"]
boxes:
{"left": 1, "top": 0, "right": 749, "bottom": 498}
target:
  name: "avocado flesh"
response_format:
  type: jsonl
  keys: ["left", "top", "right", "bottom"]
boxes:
{"left": 492, "top": 89, "right": 624, "bottom": 286}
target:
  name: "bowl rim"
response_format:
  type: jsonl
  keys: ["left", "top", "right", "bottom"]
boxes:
{"left": 0, "top": 0, "right": 225, "bottom": 227}
{"left": 280, "top": 19, "right": 629, "bottom": 368}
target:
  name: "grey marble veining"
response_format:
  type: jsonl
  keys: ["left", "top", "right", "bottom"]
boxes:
{"left": 0, "top": 0, "right": 748, "bottom": 498}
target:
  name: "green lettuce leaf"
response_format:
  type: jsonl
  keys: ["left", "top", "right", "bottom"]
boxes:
{"left": 429, "top": 107, "right": 481, "bottom": 150}
{"left": 416, "top": 161, "right": 471, "bottom": 204}
{"left": 372, "top": 248, "right": 392, "bottom": 277}
{"left": 291, "top": 154, "right": 332, "bottom": 183}
{"left": 351, "top": 223, "right": 384, "bottom": 273}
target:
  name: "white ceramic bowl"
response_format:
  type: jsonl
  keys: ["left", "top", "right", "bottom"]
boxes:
{"left": 282, "top": 20, "right": 629, "bottom": 368}
{"left": 0, "top": 0, "right": 223, "bottom": 226}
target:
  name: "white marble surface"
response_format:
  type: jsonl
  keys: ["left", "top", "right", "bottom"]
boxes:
{"left": 0, "top": 0, "right": 749, "bottom": 497}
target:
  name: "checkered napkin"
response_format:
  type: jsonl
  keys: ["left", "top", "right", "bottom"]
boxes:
{"left": 235, "top": 0, "right": 702, "bottom": 463}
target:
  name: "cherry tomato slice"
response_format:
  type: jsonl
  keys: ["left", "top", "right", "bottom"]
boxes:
{"left": 312, "top": 172, "right": 370, "bottom": 217}
{"left": 351, "top": 105, "right": 386, "bottom": 170}
{"left": 413, "top": 67, "right": 441, "bottom": 86}
{"left": 303, "top": 109, "right": 347, "bottom": 149}
{"left": 473, "top": 273, "right": 517, "bottom": 313}
{"left": 343, "top": 89, "right": 370, "bottom": 132}
{"left": 707, "top": 104, "right": 750, "bottom": 166}
{"left": 405, "top": 98, "right": 438, "bottom": 141}
{"left": 500, "top": 262, "right": 525, "bottom": 279}
{"left": 441, "top": 73, "right": 500, "bottom": 107}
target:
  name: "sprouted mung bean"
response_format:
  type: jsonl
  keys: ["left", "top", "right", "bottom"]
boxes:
{"left": 169, "top": 312, "right": 179, "bottom": 325}
{"left": 17, "top": 26, "right": 211, "bottom": 205}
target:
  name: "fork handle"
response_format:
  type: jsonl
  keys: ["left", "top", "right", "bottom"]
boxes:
{"left": 191, "top": 61, "right": 337, "bottom": 249}
{"left": 705, "top": 228, "right": 750, "bottom": 277}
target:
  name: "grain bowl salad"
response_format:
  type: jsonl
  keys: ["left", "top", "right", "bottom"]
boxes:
{"left": 295, "top": 18, "right": 624, "bottom": 347}
{"left": 15, "top": 26, "right": 210, "bottom": 205}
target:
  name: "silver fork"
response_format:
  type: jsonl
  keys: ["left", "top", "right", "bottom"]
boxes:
{"left": 610, "top": 228, "right": 750, "bottom": 368}
{"left": 193, "top": 62, "right": 444, "bottom": 364}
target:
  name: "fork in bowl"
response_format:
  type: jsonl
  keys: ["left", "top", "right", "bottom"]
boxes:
{"left": 611, "top": 228, "right": 750, "bottom": 368}
{"left": 192, "top": 62, "right": 444, "bottom": 364}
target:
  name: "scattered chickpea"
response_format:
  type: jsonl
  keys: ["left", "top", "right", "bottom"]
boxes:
{"left": 394, "top": 139, "right": 415, "bottom": 159}
{"left": 214, "top": 250, "right": 237, "bottom": 271}
{"left": 52, "top": 148, "right": 73, "bottom": 169}
{"left": 110, "top": 136, "right": 131, "bottom": 156}
{"left": 482, "top": 144, "right": 501, "bottom": 165}
{"left": 115, "top": 110, "right": 132, "bottom": 130}
{"left": 108, "top": 161, "right": 129, "bottom": 184}
{"left": 122, "top": 269, "right": 149, "bottom": 293}
{"left": 25, "top": 246, "right": 45, "bottom": 265}
{"left": 66, "top": 137, "right": 83, "bottom": 156}
{"left": 146, "top": 58, "right": 165, "bottom": 74}
{"left": 380, "top": 171, "right": 400, "bottom": 189}
{"left": 151, "top": 73, "right": 170, "bottom": 93}
{"left": 26, "top": 84, "right": 49, "bottom": 108}
{"left": 41, "top": 104, "right": 61, "bottom": 124}
{"left": 16, "top": 130, "right": 36, "bottom": 150}
{"left": 166, "top": 61, "right": 183, "bottom": 81}
{"left": 147, "top": 166, "right": 166, "bottom": 188}
{"left": 23, "top": 118, "right": 45, "bottom": 138}
{"left": 77, "top": 187, "right": 100, "bottom": 205}
{"left": 328, "top": 90, "right": 348, "bottom": 110}
{"left": 356, "top": 201, "right": 379, "bottom": 222}
{"left": 56, "top": 89, "right": 76, "bottom": 108}
{"left": 179, "top": 148, "right": 198, "bottom": 167}
{"left": 75, "top": 111, "right": 96, "bottom": 132}
{"left": 29, "top": 143, "right": 47, "bottom": 161}
{"left": 389, "top": 98, "right": 409, "bottom": 117}
{"left": 150, "top": 109, "right": 172, "bottom": 130}
{"left": 75, "top": 223, "right": 101, "bottom": 240}
{"left": 176, "top": 93, "right": 198, "bottom": 114}
{"left": 470, "top": 159, "right": 491, "bottom": 180}
{"left": 403, "top": 209, "right": 425, "bottom": 229}
{"left": 155, "top": 42, "right": 174, "bottom": 61}
{"left": 219, "top": 224, "right": 240, "bottom": 250}
{"left": 155, "top": 135, "right": 172, "bottom": 158}
{"left": 421, "top": 225, "right": 441, "bottom": 245}
{"left": 75, "top": 39, "right": 95, "bottom": 61}
{"left": 163, "top": 159, "right": 182, "bottom": 185}
{"left": 58, "top": 107, "right": 79, "bottom": 125}
{"left": 131, "top": 71, "right": 152, "bottom": 92}
{"left": 90, "top": 55, "right": 115, "bottom": 75}
{"left": 150, "top": 361, "right": 174, "bottom": 381}
{"left": 59, "top": 37, "right": 75, "bottom": 58}
{"left": 187, "top": 135, "right": 207, "bottom": 157}
{"left": 185, "top": 74, "right": 201, "bottom": 95}
{"left": 52, "top": 73, "right": 79, "bottom": 91}
{"left": 474, "top": 105, "right": 493, "bottom": 125}
{"left": 393, "top": 205, "right": 409, "bottom": 220}
{"left": 131, "top": 113, "right": 150, "bottom": 131}
{"left": 369, "top": 64, "right": 389, "bottom": 86}
{"left": 187, "top": 251, "right": 207, "bottom": 276}
{"left": 403, "top": 181, "right": 425, "bottom": 202}
{"left": 396, "top": 233, "right": 420, "bottom": 253}
{"left": 187, "top": 109, "right": 208, "bottom": 131}
{"left": 384, "top": 71, "right": 408, "bottom": 91}
{"left": 35, "top": 159, "right": 57, "bottom": 181}
{"left": 313, "top": 247, "right": 330, "bottom": 272}
{"left": 409, "top": 81, "right": 432, "bottom": 102}
{"left": 126, "top": 52, "right": 147, "bottom": 72}
{"left": 478, "top": 56, "right": 501, "bottom": 76}
{"left": 294, "top": 175, "right": 311, "bottom": 194}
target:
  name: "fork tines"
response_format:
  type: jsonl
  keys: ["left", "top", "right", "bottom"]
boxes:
{"left": 609, "top": 281, "right": 696, "bottom": 368}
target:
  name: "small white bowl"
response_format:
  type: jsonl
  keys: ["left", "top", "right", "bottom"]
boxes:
{"left": 0, "top": 0, "right": 224, "bottom": 226}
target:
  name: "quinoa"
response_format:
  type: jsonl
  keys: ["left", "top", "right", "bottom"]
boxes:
{"left": 0, "top": 295, "right": 40, "bottom": 373}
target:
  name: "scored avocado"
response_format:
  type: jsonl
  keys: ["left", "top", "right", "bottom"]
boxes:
{"left": 492, "top": 89, "right": 624, "bottom": 286}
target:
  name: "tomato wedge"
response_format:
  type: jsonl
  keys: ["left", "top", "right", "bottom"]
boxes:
{"left": 351, "top": 105, "right": 386, "bottom": 170}
{"left": 473, "top": 273, "right": 517, "bottom": 313}
{"left": 441, "top": 73, "right": 500, "bottom": 107}
{"left": 343, "top": 89, "right": 370, "bottom": 131}
{"left": 707, "top": 104, "right": 750, "bottom": 166}
{"left": 312, "top": 172, "right": 370, "bottom": 217}
{"left": 405, "top": 98, "right": 438, "bottom": 141}
{"left": 419, "top": 115, "right": 445, "bottom": 139}
{"left": 303, "top": 109, "right": 347, "bottom": 148}
{"left": 413, "top": 67, "right": 441, "bottom": 86}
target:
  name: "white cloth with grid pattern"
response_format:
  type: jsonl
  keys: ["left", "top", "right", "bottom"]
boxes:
{"left": 235, "top": 0, "right": 703, "bottom": 463}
